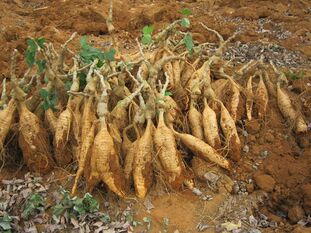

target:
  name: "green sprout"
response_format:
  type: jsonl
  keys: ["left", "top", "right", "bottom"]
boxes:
{"left": 79, "top": 36, "right": 116, "bottom": 67}
{"left": 142, "top": 25, "right": 154, "bottom": 45}
{"left": 22, "top": 193, "right": 45, "bottom": 219}
{"left": 25, "top": 38, "right": 46, "bottom": 73}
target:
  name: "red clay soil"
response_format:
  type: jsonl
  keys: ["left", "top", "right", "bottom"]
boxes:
{"left": 0, "top": 0, "right": 311, "bottom": 232}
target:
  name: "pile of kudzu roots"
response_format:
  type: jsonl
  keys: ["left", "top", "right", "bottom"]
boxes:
{"left": 0, "top": 20, "right": 308, "bottom": 199}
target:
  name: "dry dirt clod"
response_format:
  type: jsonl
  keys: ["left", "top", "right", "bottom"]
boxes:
{"left": 245, "top": 119, "right": 261, "bottom": 134}
{"left": 264, "top": 132, "right": 275, "bottom": 143}
{"left": 288, "top": 205, "right": 305, "bottom": 223}
{"left": 302, "top": 184, "right": 311, "bottom": 215}
{"left": 292, "top": 225, "right": 311, "bottom": 233}
{"left": 253, "top": 173, "right": 276, "bottom": 192}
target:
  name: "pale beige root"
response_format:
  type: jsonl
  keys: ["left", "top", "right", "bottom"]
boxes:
{"left": 172, "top": 128, "right": 230, "bottom": 170}
{"left": 133, "top": 119, "right": 154, "bottom": 198}
{"left": 162, "top": 95, "right": 182, "bottom": 126}
{"left": 171, "top": 83, "right": 189, "bottom": 111}
{"left": 124, "top": 138, "right": 139, "bottom": 187}
{"left": 0, "top": 99, "right": 17, "bottom": 158}
{"left": 71, "top": 123, "right": 95, "bottom": 196}
{"left": 154, "top": 111, "right": 183, "bottom": 187}
{"left": 228, "top": 79, "right": 240, "bottom": 122}
{"left": 70, "top": 96, "right": 83, "bottom": 159}
{"left": 276, "top": 83, "right": 308, "bottom": 133}
{"left": 121, "top": 124, "right": 133, "bottom": 157}
{"left": 211, "top": 79, "right": 229, "bottom": 100}
{"left": 87, "top": 118, "right": 126, "bottom": 197}
{"left": 80, "top": 97, "right": 96, "bottom": 160}
{"left": 72, "top": 96, "right": 96, "bottom": 195}
{"left": 202, "top": 98, "right": 221, "bottom": 150}
{"left": 53, "top": 107, "right": 72, "bottom": 167}
{"left": 180, "top": 62, "right": 195, "bottom": 88}
{"left": 188, "top": 98, "right": 204, "bottom": 140}
{"left": 109, "top": 83, "right": 144, "bottom": 134}
{"left": 25, "top": 88, "right": 42, "bottom": 112}
{"left": 108, "top": 122, "right": 122, "bottom": 153}
{"left": 18, "top": 102, "right": 55, "bottom": 174}
{"left": 44, "top": 108, "right": 57, "bottom": 134}
{"left": 245, "top": 75, "right": 254, "bottom": 121}
{"left": 263, "top": 70, "right": 276, "bottom": 97}
{"left": 109, "top": 105, "right": 128, "bottom": 133}
{"left": 187, "top": 60, "right": 211, "bottom": 95}
{"left": 256, "top": 73, "right": 269, "bottom": 119}
{"left": 219, "top": 102, "right": 241, "bottom": 162}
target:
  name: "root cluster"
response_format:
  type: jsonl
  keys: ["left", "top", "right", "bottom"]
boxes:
{"left": 0, "top": 21, "right": 308, "bottom": 199}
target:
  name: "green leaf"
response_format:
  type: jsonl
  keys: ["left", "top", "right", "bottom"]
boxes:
{"left": 80, "top": 36, "right": 90, "bottom": 50}
{"left": 164, "top": 91, "right": 173, "bottom": 96}
{"left": 72, "top": 197, "right": 86, "bottom": 216}
{"left": 25, "top": 39, "right": 37, "bottom": 67}
{"left": 22, "top": 193, "right": 45, "bottom": 219}
{"left": 143, "top": 25, "right": 154, "bottom": 35}
{"left": 180, "top": 8, "right": 192, "bottom": 16}
{"left": 79, "top": 36, "right": 106, "bottom": 67}
{"left": 0, "top": 221, "right": 11, "bottom": 231}
{"left": 65, "top": 81, "right": 72, "bottom": 91}
{"left": 0, "top": 215, "right": 12, "bottom": 231}
{"left": 163, "top": 217, "right": 169, "bottom": 226}
{"left": 180, "top": 18, "right": 190, "bottom": 28}
{"left": 143, "top": 217, "right": 152, "bottom": 230}
{"left": 41, "top": 102, "right": 50, "bottom": 111}
{"left": 39, "top": 89, "right": 49, "bottom": 99}
{"left": 82, "top": 193, "right": 99, "bottom": 213}
{"left": 36, "top": 60, "right": 46, "bottom": 74}
{"left": 104, "top": 49, "right": 116, "bottom": 62}
{"left": 183, "top": 33, "right": 194, "bottom": 52}
{"left": 52, "top": 204, "right": 66, "bottom": 217}
{"left": 100, "top": 214, "right": 111, "bottom": 224}
{"left": 35, "top": 38, "right": 46, "bottom": 49}
{"left": 142, "top": 34, "right": 152, "bottom": 45}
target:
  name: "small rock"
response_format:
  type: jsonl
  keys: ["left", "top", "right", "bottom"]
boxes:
{"left": 254, "top": 174, "right": 276, "bottom": 192}
{"left": 243, "top": 145, "right": 250, "bottom": 153}
{"left": 249, "top": 215, "right": 258, "bottom": 227}
{"left": 264, "top": 133, "right": 275, "bottom": 143}
{"left": 249, "top": 229, "right": 261, "bottom": 233}
{"left": 246, "top": 183, "right": 254, "bottom": 193}
{"left": 288, "top": 205, "right": 305, "bottom": 223}
{"left": 245, "top": 120, "right": 261, "bottom": 134}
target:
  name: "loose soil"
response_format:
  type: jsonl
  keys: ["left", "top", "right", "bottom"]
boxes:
{"left": 0, "top": 0, "right": 311, "bottom": 232}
